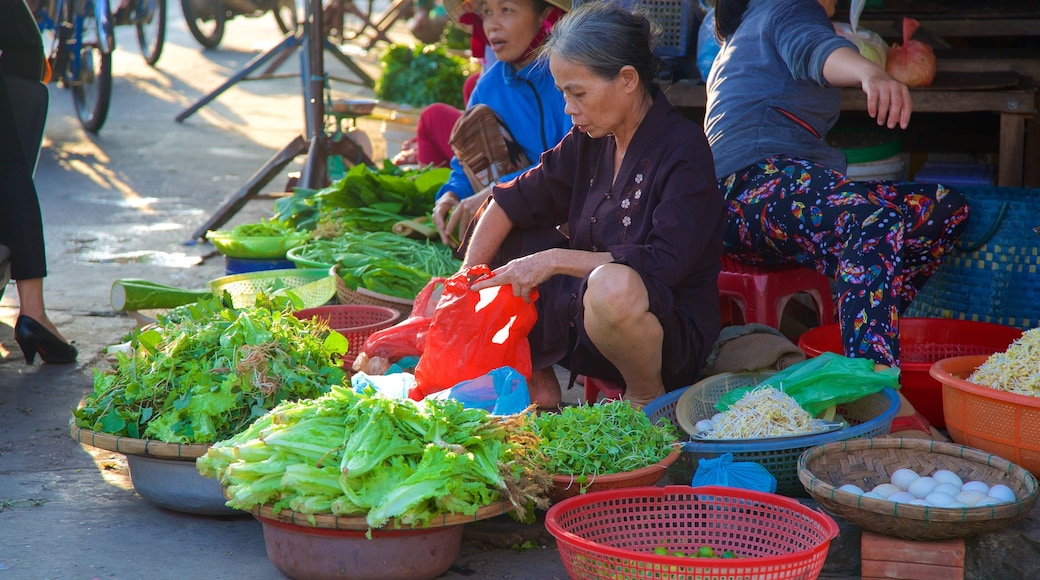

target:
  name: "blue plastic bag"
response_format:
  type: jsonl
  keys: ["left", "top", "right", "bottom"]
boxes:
{"left": 691, "top": 453, "right": 777, "bottom": 493}
{"left": 428, "top": 366, "right": 531, "bottom": 415}
{"left": 696, "top": 9, "right": 721, "bottom": 82}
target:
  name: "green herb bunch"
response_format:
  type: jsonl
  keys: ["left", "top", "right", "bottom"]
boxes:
{"left": 197, "top": 386, "right": 551, "bottom": 528}
{"left": 75, "top": 295, "right": 349, "bottom": 444}
{"left": 375, "top": 44, "right": 479, "bottom": 109}
{"left": 525, "top": 400, "right": 679, "bottom": 477}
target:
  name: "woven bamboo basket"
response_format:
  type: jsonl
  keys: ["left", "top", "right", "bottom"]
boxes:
{"left": 798, "top": 437, "right": 1039, "bottom": 540}
{"left": 331, "top": 265, "right": 415, "bottom": 316}
{"left": 448, "top": 104, "right": 530, "bottom": 192}
{"left": 69, "top": 417, "right": 210, "bottom": 459}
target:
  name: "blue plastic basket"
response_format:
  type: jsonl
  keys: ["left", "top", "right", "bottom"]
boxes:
{"left": 644, "top": 373, "right": 900, "bottom": 497}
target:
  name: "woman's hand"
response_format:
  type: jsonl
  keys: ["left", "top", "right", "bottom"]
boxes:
{"left": 471, "top": 250, "right": 557, "bottom": 302}
{"left": 861, "top": 71, "right": 912, "bottom": 130}
{"left": 434, "top": 187, "right": 493, "bottom": 248}
{"left": 392, "top": 137, "right": 418, "bottom": 166}
{"left": 432, "top": 191, "right": 461, "bottom": 246}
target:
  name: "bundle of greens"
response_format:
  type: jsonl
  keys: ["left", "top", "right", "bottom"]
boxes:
{"left": 524, "top": 400, "right": 678, "bottom": 478}
{"left": 274, "top": 162, "right": 449, "bottom": 232}
{"left": 375, "top": 44, "right": 479, "bottom": 109}
{"left": 197, "top": 387, "right": 551, "bottom": 529}
{"left": 75, "top": 295, "right": 349, "bottom": 444}
{"left": 292, "top": 232, "right": 461, "bottom": 299}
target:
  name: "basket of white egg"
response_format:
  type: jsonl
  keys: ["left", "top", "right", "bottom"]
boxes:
{"left": 798, "top": 437, "right": 1039, "bottom": 540}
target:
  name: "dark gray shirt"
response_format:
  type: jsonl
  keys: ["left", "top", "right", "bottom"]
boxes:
{"left": 704, "top": 0, "right": 855, "bottom": 178}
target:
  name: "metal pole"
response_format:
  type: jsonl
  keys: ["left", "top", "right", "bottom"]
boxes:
{"left": 299, "top": 0, "right": 328, "bottom": 189}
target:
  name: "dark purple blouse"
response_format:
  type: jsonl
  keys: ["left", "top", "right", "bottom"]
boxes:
{"left": 494, "top": 91, "right": 725, "bottom": 321}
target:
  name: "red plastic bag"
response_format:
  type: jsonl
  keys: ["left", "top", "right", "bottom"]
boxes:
{"left": 886, "top": 18, "right": 936, "bottom": 87}
{"left": 410, "top": 265, "right": 539, "bottom": 400}
{"left": 353, "top": 278, "right": 444, "bottom": 374}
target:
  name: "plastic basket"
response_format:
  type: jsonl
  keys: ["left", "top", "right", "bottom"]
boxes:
{"left": 579, "top": 0, "right": 692, "bottom": 58}
{"left": 292, "top": 305, "right": 404, "bottom": 367}
{"left": 798, "top": 318, "right": 1023, "bottom": 428}
{"left": 209, "top": 268, "right": 334, "bottom": 309}
{"left": 799, "top": 437, "right": 1038, "bottom": 540}
{"left": 644, "top": 374, "right": 899, "bottom": 496}
{"left": 545, "top": 485, "right": 839, "bottom": 580}
{"left": 931, "top": 355, "right": 1040, "bottom": 478}
{"left": 332, "top": 265, "right": 416, "bottom": 316}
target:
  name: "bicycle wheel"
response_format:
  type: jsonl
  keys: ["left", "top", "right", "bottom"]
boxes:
{"left": 181, "top": 0, "right": 225, "bottom": 49}
{"left": 135, "top": 0, "right": 166, "bottom": 66}
{"left": 272, "top": 0, "right": 299, "bottom": 34}
{"left": 69, "top": 2, "right": 113, "bottom": 132}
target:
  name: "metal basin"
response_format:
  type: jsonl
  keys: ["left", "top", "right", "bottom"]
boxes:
{"left": 126, "top": 454, "right": 241, "bottom": 516}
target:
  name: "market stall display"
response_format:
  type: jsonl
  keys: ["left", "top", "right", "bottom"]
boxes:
{"left": 545, "top": 485, "right": 839, "bottom": 580}
{"left": 645, "top": 371, "right": 899, "bottom": 496}
{"left": 798, "top": 437, "right": 1038, "bottom": 540}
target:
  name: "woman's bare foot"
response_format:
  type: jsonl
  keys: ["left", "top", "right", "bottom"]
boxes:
{"left": 528, "top": 368, "right": 562, "bottom": 409}
{"left": 621, "top": 386, "right": 665, "bottom": 410}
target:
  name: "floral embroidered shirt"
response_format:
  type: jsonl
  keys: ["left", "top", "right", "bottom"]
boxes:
{"left": 493, "top": 90, "right": 725, "bottom": 322}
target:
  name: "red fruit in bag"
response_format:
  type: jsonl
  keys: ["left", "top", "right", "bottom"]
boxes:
{"left": 886, "top": 17, "right": 936, "bottom": 87}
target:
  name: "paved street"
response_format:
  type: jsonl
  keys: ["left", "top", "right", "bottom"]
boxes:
{"left": 0, "top": 8, "right": 568, "bottom": 578}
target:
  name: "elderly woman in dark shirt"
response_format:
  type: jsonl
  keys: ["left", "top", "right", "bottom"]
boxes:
{"left": 462, "top": 2, "right": 726, "bottom": 408}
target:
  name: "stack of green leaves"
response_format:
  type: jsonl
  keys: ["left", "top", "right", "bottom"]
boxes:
{"left": 274, "top": 162, "right": 450, "bottom": 232}
{"left": 375, "top": 44, "right": 479, "bottom": 109}
{"left": 197, "top": 386, "right": 548, "bottom": 529}
{"left": 75, "top": 295, "right": 349, "bottom": 444}
{"left": 524, "top": 400, "right": 679, "bottom": 478}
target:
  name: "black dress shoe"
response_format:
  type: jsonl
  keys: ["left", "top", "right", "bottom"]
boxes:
{"left": 14, "top": 315, "right": 78, "bottom": 365}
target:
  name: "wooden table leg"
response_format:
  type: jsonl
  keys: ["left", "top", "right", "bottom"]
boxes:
{"left": 998, "top": 112, "right": 1026, "bottom": 187}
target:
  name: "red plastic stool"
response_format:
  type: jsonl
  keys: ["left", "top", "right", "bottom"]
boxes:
{"left": 582, "top": 376, "right": 624, "bottom": 403}
{"left": 717, "top": 255, "right": 835, "bottom": 329}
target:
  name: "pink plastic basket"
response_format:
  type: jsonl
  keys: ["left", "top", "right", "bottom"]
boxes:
{"left": 292, "top": 305, "right": 403, "bottom": 367}
{"left": 546, "top": 485, "right": 838, "bottom": 580}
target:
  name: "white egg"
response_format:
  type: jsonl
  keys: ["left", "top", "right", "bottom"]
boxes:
{"left": 976, "top": 497, "right": 1005, "bottom": 507}
{"left": 871, "top": 483, "right": 901, "bottom": 499}
{"left": 988, "top": 484, "right": 1017, "bottom": 503}
{"left": 890, "top": 468, "right": 920, "bottom": 491}
{"left": 961, "top": 481, "right": 990, "bottom": 495}
{"left": 695, "top": 419, "right": 715, "bottom": 433}
{"left": 908, "top": 499, "right": 930, "bottom": 506}
{"left": 931, "top": 469, "right": 963, "bottom": 488}
{"left": 862, "top": 491, "right": 885, "bottom": 500}
{"left": 908, "top": 476, "right": 938, "bottom": 499}
{"left": 838, "top": 484, "right": 865, "bottom": 496}
{"left": 711, "top": 413, "right": 726, "bottom": 424}
{"left": 924, "top": 492, "right": 956, "bottom": 507}
{"left": 934, "top": 482, "right": 962, "bottom": 497}
{"left": 888, "top": 491, "right": 916, "bottom": 503}
{"left": 955, "top": 490, "right": 987, "bottom": 507}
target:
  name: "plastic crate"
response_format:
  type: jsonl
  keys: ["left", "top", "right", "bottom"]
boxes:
{"left": 644, "top": 374, "right": 899, "bottom": 496}
{"left": 577, "top": 0, "right": 694, "bottom": 58}
{"left": 914, "top": 161, "right": 994, "bottom": 188}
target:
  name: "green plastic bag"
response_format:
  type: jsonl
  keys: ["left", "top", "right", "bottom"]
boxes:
{"left": 715, "top": 352, "right": 900, "bottom": 417}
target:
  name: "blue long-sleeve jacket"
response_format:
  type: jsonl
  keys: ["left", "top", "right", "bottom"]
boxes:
{"left": 435, "top": 57, "right": 572, "bottom": 201}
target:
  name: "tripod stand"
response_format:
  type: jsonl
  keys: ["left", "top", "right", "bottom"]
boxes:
{"left": 188, "top": 0, "right": 374, "bottom": 242}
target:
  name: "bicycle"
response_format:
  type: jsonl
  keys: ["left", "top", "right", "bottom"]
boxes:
{"left": 35, "top": 0, "right": 115, "bottom": 133}
{"left": 113, "top": 0, "right": 168, "bottom": 66}
{"left": 180, "top": 0, "right": 299, "bottom": 50}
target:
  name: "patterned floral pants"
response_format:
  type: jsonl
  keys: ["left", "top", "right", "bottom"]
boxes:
{"left": 719, "top": 155, "right": 970, "bottom": 366}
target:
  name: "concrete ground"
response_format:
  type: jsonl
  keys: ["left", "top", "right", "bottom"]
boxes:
{"left": 0, "top": 8, "right": 572, "bottom": 579}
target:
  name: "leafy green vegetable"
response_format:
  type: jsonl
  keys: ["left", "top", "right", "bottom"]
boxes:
{"left": 197, "top": 387, "right": 550, "bottom": 529}
{"left": 375, "top": 44, "right": 479, "bottom": 109}
{"left": 75, "top": 295, "right": 349, "bottom": 443}
{"left": 524, "top": 400, "right": 678, "bottom": 477}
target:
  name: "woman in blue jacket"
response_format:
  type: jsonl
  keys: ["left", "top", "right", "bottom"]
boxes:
{"left": 432, "top": 0, "right": 572, "bottom": 247}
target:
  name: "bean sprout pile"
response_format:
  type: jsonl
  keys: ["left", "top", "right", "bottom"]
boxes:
{"left": 968, "top": 327, "right": 1040, "bottom": 396}
{"left": 708, "top": 387, "right": 821, "bottom": 439}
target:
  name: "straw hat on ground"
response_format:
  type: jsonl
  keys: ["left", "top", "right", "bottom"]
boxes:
{"left": 444, "top": 0, "right": 572, "bottom": 32}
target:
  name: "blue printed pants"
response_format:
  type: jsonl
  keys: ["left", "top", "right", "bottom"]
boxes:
{"left": 719, "top": 156, "right": 970, "bottom": 366}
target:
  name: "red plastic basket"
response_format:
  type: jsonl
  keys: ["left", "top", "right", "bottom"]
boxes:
{"left": 798, "top": 318, "right": 1022, "bottom": 428}
{"left": 292, "top": 305, "right": 403, "bottom": 367}
{"left": 545, "top": 485, "right": 838, "bottom": 580}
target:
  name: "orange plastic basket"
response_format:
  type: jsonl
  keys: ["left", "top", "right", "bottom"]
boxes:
{"left": 931, "top": 354, "right": 1040, "bottom": 478}
{"left": 545, "top": 485, "right": 838, "bottom": 580}
{"left": 292, "top": 305, "right": 403, "bottom": 367}
{"left": 799, "top": 318, "right": 1022, "bottom": 428}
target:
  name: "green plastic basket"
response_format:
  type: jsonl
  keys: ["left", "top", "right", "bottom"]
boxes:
{"left": 209, "top": 268, "right": 335, "bottom": 309}
{"left": 206, "top": 231, "right": 311, "bottom": 259}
